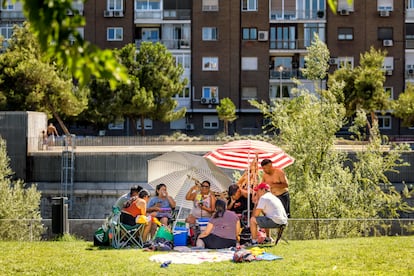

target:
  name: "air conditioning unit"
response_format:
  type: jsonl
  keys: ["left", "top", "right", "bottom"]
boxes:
{"left": 409, "top": 69, "right": 414, "bottom": 74}
{"left": 379, "top": 10, "right": 390, "bottom": 17}
{"left": 103, "top": 10, "right": 113, "bottom": 17}
{"left": 258, "top": 31, "right": 268, "bottom": 41}
{"left": 385, "top": 70, "right": 393, "bottom": 76}
{"left": 200, "top": 97, "right": 208, "bottom": 104}
{"left": 383, "top": 40, "right": 393, "bottom": 47}
{"left": 339, "top": 9, "right": 349, "bottom": 15}
{"left": 186, "top": 123, "right": 195, "bottom": 130}
{"left": 113, "top": 11, "right": 124, "bottom": 17}
{"left": 209, "top": 97, "right": 219, "bottom": 104}
{"left": 329, "top": 58, "right": 338, "bottom": 65}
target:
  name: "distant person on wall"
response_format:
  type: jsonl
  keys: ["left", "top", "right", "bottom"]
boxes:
{"left": 260, "top": 159, "right": 290, "bottom": 217}
{"left": 147, "top": 183, "right": 176, "bottom": 234}
{"left": 41, "top": 130, "right": 48, "bottom": 150}
{"left": 46, "top": 122, "right": 59, "bottom": 146}
{"left": 196, "top": 199, "right": 240, "bottom": 249}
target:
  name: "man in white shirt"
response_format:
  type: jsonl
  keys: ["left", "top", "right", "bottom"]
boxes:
{"left": 249, "top": 182, "right": 287, "bottom": 245}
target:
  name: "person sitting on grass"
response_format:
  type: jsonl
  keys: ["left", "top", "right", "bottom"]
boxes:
{"left": 147, "top": 183, "right": 176, "bottom": 235}
{"left": 196, "top": 199, "right": 240, "bottom": 249}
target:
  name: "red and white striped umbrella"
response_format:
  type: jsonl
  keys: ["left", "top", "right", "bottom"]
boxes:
{"left": 204, "top": 140, "right": 294, "bottom": 170}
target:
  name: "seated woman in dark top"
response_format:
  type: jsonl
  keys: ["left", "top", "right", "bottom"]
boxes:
{"left": 227, "top": 184, "right": 255, "bottom": 215}
{"left": 196, "top": 199, "right": 240, "bottom": 249}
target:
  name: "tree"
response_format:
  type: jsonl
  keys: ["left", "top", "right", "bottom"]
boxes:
{"left": 216, "top": 98, "right": 237, "bottom": 136}
{"left": 0, "top": 137, "right": 42, "bottom": 240}
{"left": 20, "top": 0, "right": 128, "bottom": 89}
{"left": 85, "top": 43, "right": 187, "bottom": 136}
{"left": 393, "top": 83, "right": 414, "bottom": 127}
{"left": 0, "top": 23, "right": 88, "bottom": 135}
{"left": 328, "top": 47, "right": 391, "bottom": 139}
{"left": 301, "top": 33, "right": 330, "bottom": 90}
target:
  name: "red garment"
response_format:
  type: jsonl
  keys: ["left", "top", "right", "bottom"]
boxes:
{"left": 122, "top": 197, "right": 143, "bottom": 217}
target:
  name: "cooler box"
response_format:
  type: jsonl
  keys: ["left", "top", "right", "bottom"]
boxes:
{"left": 197, "top": 218, "right": 209, "bottom": 231}
{"left": 173, "top": 227, "right": 188, "bottom": 246}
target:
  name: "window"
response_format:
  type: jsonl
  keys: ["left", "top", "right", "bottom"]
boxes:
{"left": 377, "top": 0, "right": 393, "bottom": 11}
{"left": 137, "top": 119, "right": 153, "bottom": 130}
{"left": 242, "top": 0, "right": 257, "bottom": 11}
{"left": 338, "top": 28, "right": 353, "bottom": 40}
{"left": 0, "top": 26, "right": 13, "bottom": 40}
{"left": 270, "top": 25, "right": 296, "bottom": 49}
{"left": 135, "top": 0, "right": 161, "bottom": 10}
{"left": 383, "top": 57, "right": 394, "bottom": 70}
{"left": 384, "top": 87, "right": 393, "bottom": 99}
{"left": 202, "top": 86, "right": 218, "bottom": 99}
{"left": 202, "top": 57, "right": 218, "bottom": 71}
{"left": 406, "top": 24, "right": 414, "bottom": 49}
{"left": 337, "top": 0, "right": 354, "bottom": 11}
{"left": 269, "top": 84, "right": 292, "bottom": 99}
{"left": 409, "top": 0, "right": 414, "bottom": 9}
{"left": 0, "top": 0, "right": 14, "bottom": 10}
{"left": 202, "top": 0, "right": 218, "bottom": 11}
{"left": 108, "top": 0, "right": 123, "bottom": 10}
{"left": 242, "top": 87, "right": 257, "bottom": 100}
{"left": 202, "top": 27, "right": 218, "bottom": 41}
{"left": 378, "top": 115, "right": 391, "bottom": 129}
{"left": 107, "top": 28, "right": 123, "bottom": 40}
{"left": 242, "top": 28, "right": 257, "bottom": 40}
{"left": 203, "top": 116, "right": 219, "bottom": 129}
{"left": 175, "top": 54, "right": 191, "bottom": 69}
{"left": 338, "top": 57, "right": 354, "bottom": 69}
{"left": 378, "top": 27, "right": 393, "bottom": 40}
{"left": 241, "top": 57, "right": 258, "bottom": 71}
{"left": 174, "top": 86, "right": 190, "bottom": 98}
{"left": 108, "top": 120, "right": 124, "bottom": 130}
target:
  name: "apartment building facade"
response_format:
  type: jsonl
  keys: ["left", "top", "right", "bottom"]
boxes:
{"left": 0, "top": 0, "right": 412, "bottom": 136}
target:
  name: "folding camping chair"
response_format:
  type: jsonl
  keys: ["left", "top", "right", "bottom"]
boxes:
{"left": 111, "top": 215, "right": 146, "bottom": 249}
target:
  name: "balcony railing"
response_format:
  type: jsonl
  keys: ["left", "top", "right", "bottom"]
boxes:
{"left": 0, "top": 10, "right": 25, "bottom": 20}
{"left": 270, "top": 69, "right": 305, "bottom": 80}
{"left": 270, "top": 9, "right": 326, "bottom": 20}
{"left": 270, "top": 39, "right": 311, "bottom": 50}
{"left": 135, "top": 39, "right": 190, "bottom": 50}
{"left": 135, "top": 10, "right": 162, "bottom": 20}
{"left": 163, "top": 9, "right": 191, "bottom": 20}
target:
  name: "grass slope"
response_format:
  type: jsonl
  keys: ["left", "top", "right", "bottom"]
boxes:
{"left": 0, "top": 236, "right": 413, "bottom": 275}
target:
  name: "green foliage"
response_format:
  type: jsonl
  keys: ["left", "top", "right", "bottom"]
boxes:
{"left": 393, "top": 83, "right": 414, "bottom": 127}
{"left": 0, "top": 23, "right": 88, "bottom": 134}
{"left": 0, "top": 137, "right": 43, "bottom": 241}
{"left": 250, "top": 73, "right": 411, "bottom": 239}
{"left": 21, "top": 0, "right": 128, "bottom": 89}
{"left": 216, "top": 97, "right": 237, "bottom": 136}
{"left": 301, "top": 34, "right": 330, "bottom": 83}
{"left": 86, "top": 42, "right": 187, "bottom": 136}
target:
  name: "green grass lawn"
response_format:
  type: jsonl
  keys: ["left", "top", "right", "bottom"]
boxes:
{"left": 0, "top": 236, "right": 413, "bottom": 275}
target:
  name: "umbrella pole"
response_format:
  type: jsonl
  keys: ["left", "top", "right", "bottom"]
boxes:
{"left": 247, "top": 152, "right": 251, "bottom": 227}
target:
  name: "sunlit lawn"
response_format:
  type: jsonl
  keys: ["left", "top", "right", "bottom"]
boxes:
{"left": 0, "top": 236, "right": 413, "bottom": 275}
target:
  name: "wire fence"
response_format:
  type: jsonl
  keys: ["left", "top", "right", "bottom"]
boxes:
{"left": 1, "top": 218, "right": 412, "bottom": 242}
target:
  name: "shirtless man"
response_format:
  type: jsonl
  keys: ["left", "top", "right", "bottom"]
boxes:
{"left": 260, "top": 159, "right": 290, "bottom": 217}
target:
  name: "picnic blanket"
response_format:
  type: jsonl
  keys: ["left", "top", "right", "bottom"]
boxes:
{"left": 149, "top": 247, "right": 282, "bottom": 264}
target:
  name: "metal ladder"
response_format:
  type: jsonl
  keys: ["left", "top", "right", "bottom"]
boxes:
{"left": 61, "top": 135, "right": 75, "bottom": 211}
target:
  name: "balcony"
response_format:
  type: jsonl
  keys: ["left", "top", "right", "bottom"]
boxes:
{"left": 135, "top": 10, "right": 162, "bottom": 20}
{"left": 0, "top": 10, "right": 25, "bottom": 20}
{"left": 269, "top": 69, "right": 305, "bottom": 80}
{"left": 163, "top": 9, "right": 191, "bottom": 20}
{"left": 135, "top": 39, "right": 190, "bottom": 50}
{"left": 270, "top": 39, "right": 311, "bottom": 50}
{"left": 270, "top": 9, "right": 326, "bottom": 21}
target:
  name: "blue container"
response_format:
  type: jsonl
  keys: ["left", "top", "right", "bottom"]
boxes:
{"left": 173, "top": 227, "right": 188, "bottom": 246}
{"left": 197, "top": 218, "right": 209, "bottom": 231}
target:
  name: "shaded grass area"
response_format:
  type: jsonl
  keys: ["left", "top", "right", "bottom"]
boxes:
{"left": 0, "top": 236, "right": 413, "bottom": 275}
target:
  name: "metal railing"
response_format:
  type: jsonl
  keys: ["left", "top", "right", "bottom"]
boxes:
{"left": 1, "top": 218, "right": 412, "bottom": 242}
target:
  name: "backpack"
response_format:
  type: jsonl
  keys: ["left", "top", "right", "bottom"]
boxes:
{"left": 93, "top": 226, "right": 109, "bottom": 246}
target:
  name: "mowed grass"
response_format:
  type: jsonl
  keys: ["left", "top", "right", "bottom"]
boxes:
{"left": 0, "top": 236, "right": 413, "bottom": 276}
